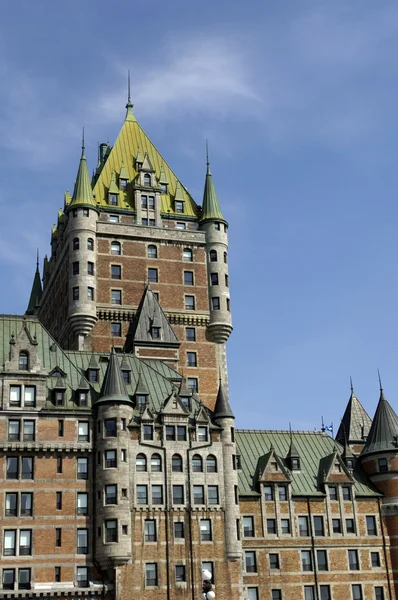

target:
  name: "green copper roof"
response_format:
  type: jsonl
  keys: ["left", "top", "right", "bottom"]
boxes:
{"left": 70, "top": 141, "right": 95, "bottom": 207}
{"left": 174, "top": 180, "right": 184, "bottom": 201}
{"left": 201, "top": 162, "right": 225, "bottom": 223}
{"left": 213, "top": 380, "right": 234, "bottom": 419}
{"left": 26, "top": 263, "right": 43, "bottom": 315}
{"left": 96, "top": 347, "right": 132, "bottom": 405}
{"left": 119, "top": 161, "right": 129, "bottom": 181}
{"left": 336, "top": 389, "right": 372, "bottom": 445}
{"left": 361, "top": 390, "right": 398, "bottom": 456}
{"left": 108, "top": 171, "right": 119, "bottom": 194}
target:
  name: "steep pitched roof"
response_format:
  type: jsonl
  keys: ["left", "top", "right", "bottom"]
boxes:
{"left": 212, "top": 379, "right": 234, "bottom": 419}
{"left": 201, "top": 160, "right": 225, "bottom": 223}
{"left": 335, "top": 389, "right": 372, "bottom": 445}
{"left": 70, "top": 139, "right": 96, "bottom": 208}
{"left": 26, "top": 262, "right": 43, "bottom": 315}
{"left": 96, "top": 348, "right": 132, "bottom": 405}
{"left": 125, "top": 285, "right": 179, "bottom": 348}
{"left": 361, "top": 390, "right": 398, "bottom": 456}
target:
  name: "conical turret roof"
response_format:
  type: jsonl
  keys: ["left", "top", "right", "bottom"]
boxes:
{"left": 336, "top": 386, "right": 372, "bottom": 446}
{"left": 213, "top": 379, "right": 234, "bottom": 419}
{"left": 26, "top": 259, "right": 42, "bottom": 315}
{"left": 287, "top": 437, "right": 300, "bottom": 459}
{"left": 361, "top": 389, "right": 398, "bottom": 456}
{"left": 96, "top": 348, "right": 132, "bottom": 405}
{"left": 135, "top": 370, "right": 149, "bottom": 396}
{"left": 201, "top": 158, "right": 226, "bottom": 223}
{"left": 70, "top": 135, "right": 96, "bottom": 208}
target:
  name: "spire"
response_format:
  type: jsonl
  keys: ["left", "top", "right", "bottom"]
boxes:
{"left": 96, "top": 348, "right": 132, "bottom": 405}
{"left": 134, "top": 370, "right": 149, "bottom": 396}
{"left": 125, "top": 70, "right": 137, "bottom": 122}
{"left": 26, "top": 255, "right": 43, "bottom": 315}
{"left": 335, "top": 379, "right": 372, "bottom": 446}
{"left": 213, "top": 378, "right": 234, "bottom": 420}
{"left": 70, "top": 129, "right": 95, "bottom": 207}
{"left": 361, "top": 380, "right": 398, "bottom": 456}
{"left": 200, "top": 143, "right": 226, "bottom": 223}
{"left": 287, "top": 424, "right": 300, "bottom": 459}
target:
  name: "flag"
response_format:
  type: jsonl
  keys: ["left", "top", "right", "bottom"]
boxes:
{"left": 325, "top": 425, "right": 333, "bottom": 432}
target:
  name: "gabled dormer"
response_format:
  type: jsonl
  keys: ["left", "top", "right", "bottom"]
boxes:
{"left": 286, "top": 434, "right": 301, "bottom": 471}
{"left": 134, "top": 371, "right": 149, "bottom": 411}
{"left": 108, "top": 171, "right": 119, "bottom": 206}
{"left": 257, "top": 447, "right": 292, "bottom": 483}
{"left": 178, "top": 376, "right": 192, "bottom": 411}
{"left": 135, "top": 145, "right": 144, "bottom": 171}
{"left": 319, "top": 449, "right": 354, "bottom": 487}
{"left": 119, "top": 161, "right": 129, "bottom": 191}
{"left": 86, "top": 354, "right": 100, "bottom": 383}
{"left": 159, "top": 165, "right": 168, "bottom": 194}
{"left": 174, "top": 180, "right": 185, "bottom": 214}
{"left": 161, "top": 391, "right": 189, "bottom": 419}
{"left": 5, "top": 322, "right": 41, "bottom": 373}
{"left": 136, "top": 152, "right": 156, "bottom": 189}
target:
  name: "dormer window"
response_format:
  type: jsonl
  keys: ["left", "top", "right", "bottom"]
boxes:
{"left": 346, "top": 458, "right": 355, "bottom": 470}
{"left": 108, "top": 193, "right": 118, "bottom": 206}
{"left": 78, "top": 392, "right": 88, "bottom": 407}
{"left": 151, "top": 327, "right": 161, "bottom": 339}
{"left": 334, "top": 462, "right": 342, "bottom": 472}
{"left": 291, "top": 458, "right": 300, "bottom": 470}
{"left": 136, "top": 161, "right": 142, "bottom": 171}
{"left": 18, "top": 352, "right": 29, "bottom": 371}
{"left": 197, "top": 426, "right": 208, "bottom": 442}
{"left": 88, "top": 369, "right": 99, "bottom": 383}
{"left": 55, "top": 391, "right": 65, "bottom": 407}
{"left": 160, "top": 183, "right": 168, "bottom": 194}
{"left": 122, "top": 371, "right": 131, "bottom": 384}
{"left": 136, "top": 395, "right": 147, "bottom": 410}
{"left": 119, "top": 179, "right": 128, "bottom": 191}
{"left": 180, "top": 397, "right": 190, "bottom": 410}
{"left": 144, "top": 174, "right": 151, "bottom": 187}
{"left": 175, "top": 201, "right": 184, "bottom": 214}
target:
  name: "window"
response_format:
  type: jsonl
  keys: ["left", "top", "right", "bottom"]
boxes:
{"left": 108, "top": 193, "right": 118, "bottom": 206}
{"left": 176, "top": 222, "right": 186, "bottom": 230}
{"left": 299, "top": 516, "right": 309, "bottom": 537}
{"left": 371, "top": 552, "right": 381, "bottom": 567}
{"left": 301, "top": 550, "right": 313, "bottom": 571}
{"left": 145, "top": 520, "right": 156, "bottom": 542}
{"left": 332, "top": 518, "right": 341, "bottom": 533}
{"left": 304, "top": 587, "right": 315, "bottom": 600}
{"left": 281, "top": 518, "right": 290, "bottom": 534}
{"left": 378, "top": 458, "right": 388, "bottom": 472}
{"left": 4, "top": 530, "right": 16, "bottom": 555}
{"left": 8, "top": 420, "right": 20, "bottom": 441}
{"left": 151, "top": 454, "right": 162, "bottom": 472}
{"left": 148, "top": 268, "right": 158, "bottom": 283}
{"left": 214, "top": 223, "right": 221, "bottom": 230}
{"left": 346, "top": 458, "right": 355, "bottom": 469}
{"left": 269, "top": 553, "right": 280, "bottom": 569}
{"left": 245, "top": 551, "right": 257, "bottom": 573}
{"left": 184, "top": 271, "right": 194, "bottom": 285}
{"left": 206, "top": 455, "right": 217, "bottom": 472}
{"left": 291, "top": 457, "right": 300, "bottom": 470}
{"left": 56, "top": 528, "right": 62, "bottom": 547}
{"left": 105, "top": 520, "right": 118, "bottom": 543}
{"left": 348, "top": 549, "right": 360, "bottom": 570}
{"left": 187, "top": 352, "right": 197, "bottom": 367}
{"left": 137, "top": 485, "right": 148, "bottom": 504}
{"left": 174, "top": 522, "right": 184, "bottom": 539}
{"left": 2, "top": 569, "right": 15, "bottom": 590}
{"left": 122, "top": 370, "right": 130, "bottom": 384}
{"left": 137, "top": 395, "right": 148, "bottom": 410}
{"left": 147, "top": 245, "right": 157, "bottom": 258}
{"left": 183, "top": 248, "right": 192, "bottom": 261}
{"left": 375, "top": 588, "right": 385, "bottom": 600}
{"left": 193, "top": 485, "right": 205, "bottom": 504}
{"left": 136, "top": 454, "right": 147, "bottom": 472}
{"left": 143, "top": 425, "right": 153, "bottom": 440}
{"left": 77, "top": 493, "right": 88, "bottom": 515}
{"left": 352, "top": 585, "right": 363, "bottom": 600}
{"left": 152, "top": 485, "right": 163, "bottom": 504}
{"left": 212, "top": 297, "right": 220, "bottom": 310}
{"left": 278, "top": 486, "right": 287, "bottom": 501}
{"left": 177, "top": 426, "right": 187, "bottom": 441}
{"left": 111, "top": 289, "right": 122, "bottom": 304}
{"left": 160, "top": 183, "right": 168, "bottom": 194}
{"left": 248, "top": 589, "right": 258, "bottom": 600}
{"left": 267, "top": 519, "right": 276, "bottom": 534}
{"left": 21, "top": 457, "right": 33, "bottom": 480}
{"left": 313, "top": 515, "right": 325, "bottom": 536}
{"left": 76, "top": 566, "right": 88, "bottom": 588}
{"left": 188, "top": 377, "right": 198, "bottom": 392}
{"left": 56, "top": 491, "right": 62, "bottom": 510}
{"left": 5, "top": 493, "right": 17, "bottom": 517}
{"left": 19, "top": 530, "right": 32, "bottom": 555}
{"left": 184, "top": 328, "right": 196, "bottom": 344}
{"left": 209, "top": 250, "right": 217, "bottom": 262}
{"left": 175, "top": 201, "right": 184, "bottom": 213}
{"left": 111, "top": 264, "right": 121, "bottom": 280}
{"left": 6, "top": 457, "right": 18, "bottom": 479}
{"left": 78, "top": 422, "right": 89, "bottom": 442}
{"left": 317, "top": 550, "right": 328, "bottom": 571}
{"left": 342, "top": 486, "right": 352, "bottom": 500}
{"left": 145, "top": 563, "right": 157, "bottom": 587}
{"left": 143, "top": 174, "right": 151, "bottom": 187}
{"left": 105, "top": 485, "right": 117, "bottom": 505}
{"left": 329, "top": 486, "right": 337, "bottom": 500}
{"left": 111, "top": 241, "right": 121, "bottom": 255}
{"left": 320, "top": 585, "right": 331, "bottom": 600}
{"left": 18, "top": 569, "right": 31, "bottom": 590}
{"left": 243, "top": 516, "right": 254, "bottom": 537}
{"left": 225, "top": 274, "right": 229, "bottom": 287}
{"left": 77, "top": 529, "right": 88, "bottom": 554}
{"left": 192, "top": 455, "right": 203, "bottom": 472}
{"left": 111, "top": 322, "right": 122, "bottom": 337}
{"left": 367, "top": 516, "right": 377, "bottom": 535}
{"left": 77, "top": 457, "right": 88, "bottom": 480}
{"left": 55, "top": 567, "right": 61, "bottom": 583}
{"left": 105, "top": 450, "right": 117, "bottom": 468}
{"left": 346, "top": 518, "right": 355, "bottom": 534}
{"left": 87, "top": 238, "right": 94, "bottom": 250}
{"left": 141, "top": 195, "right": 148, "bottom": 208}
{"left": 226, "top": 298, "right": 231, "bottom": 311}
{"left": 185, "top": 295, "right": 195, "bottom": 310}
{"left": 166, "top": 425, "right": 176, "bottom": 441}
{"left": 73, "top": 237, "right": 79, "bottom": 250}
{"left": 264, "top": 485, "right": 273, "bottom": 501}
{"left": 57, "top": 456, "right": 62, "bottom": 474}
{"left": 121, "top": 449, "right": 127, "bottom": 462}
{"left": 72, "top": 261, "right": 79, "bottom": 275}
{"left": 172, "top": 454, "right": 183, "bottom": 472}
{"left": 88, "top": 368, "right": 99, "bottom": 382}
{"left": 200, "top": 519, "right": 212, "bottom": 541}
{"left": 110, "top": 215, "right": 120, "bottom": 223}
{"left": 174, "top": 565, "right": 185, "bottom": 583}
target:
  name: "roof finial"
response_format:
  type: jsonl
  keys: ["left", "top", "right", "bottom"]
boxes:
{"left": 350, "top": 376, "right": 354, "bottom": 394}
{"left": 81, "top": 127, "right": 85, "bottom": 156}
{"left": 206, "top": 139, "right": 211, "bottom": 174}
{"left": 36, "top": 248, "right": 39, "bottom": 270}
{"left": 378, "top": 369, "right": 383, "bottom": 392}
{"left": 128, "top": 69, "right": 131, "bottom": 104}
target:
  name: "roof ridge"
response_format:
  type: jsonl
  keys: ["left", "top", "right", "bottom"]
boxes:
{"left": 236, "top": 429, "right": 329, "bottom": 434}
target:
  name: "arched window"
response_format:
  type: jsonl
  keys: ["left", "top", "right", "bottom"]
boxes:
{"left": 136, "top": 454, "right": 147, "bottom": 472}
{"left": 223, "top": 251, "right": 227, "bottom": 264}
{"left": 151, "top": 453, "right": 162, "bottom": 472}
{"left": 87, "top": 238, "right": 94, "bottom": 251}
{"left": 209, "top": 250, "right": 217, "bottom": 262}
{"left": 183, "top": 248, "right": 192, "bottom": 262}
{"left": 18, "top": 351, "right": 29, "bottom": 371}
{"left": 192, "top": 454, "right": 203, "bottom": 473}
{"left": 206, "top": 455, "right": 217, "bottom": 473}
{"left": 172, "top": 454, "right": 183, "bottom": 472}
{"left": 143, "top": 173, "right": 151, "bottom": 187}
{"left": 111, "top": 241, "right": 121, "bottom": 256}
{"left": 73, "top": 238, "right": 79, "bottom": 250}
{"left": 148, "top": 245, "right": 157, "bottom": 258}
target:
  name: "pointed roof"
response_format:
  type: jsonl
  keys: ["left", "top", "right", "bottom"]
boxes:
{"left": 134, "top": 371, "right": 149, "bottom": 396}
{"left": 213, "top": 379, "right": 234, "bottom": 420}
{"left": 26, "top": 259, "right": 42, "bottom": 315}
{"left": 119, "top": 161, "right": 129, "bottom": 181}
{"left": 335, "top": 386, "right": 372, "bottom": 446}
{"left": 87, "top": 353, "right": 100, "bottom": 370}
{"left": 125, "top": 286, "right": 179, "bottom": 348}
{"left": 174, "top": 180, "right": 184, "bottom": 201}
{"left": 361, "top": 388, "right": 398, "bottom": 456}
{"left": 287, "top": 437, "right": 300, "bottom": 459}
{"left": 70, "top": 133, "right": 96, "bottom": 208}
{"left": 108, "top": 171, "right": 119, "bottom": 194}
{"left": 178, "top": 376, "right": 192, "bottom": 398}
{"left": 159, "top": 165, "right": 168, "bottom": 185}
{"left": 96, "top": 348, "right": 132, "bottom": 405}
{"left": 200, "top": 155, "right": 226, "bottom": 223}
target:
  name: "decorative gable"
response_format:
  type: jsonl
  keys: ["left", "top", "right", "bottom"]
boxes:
{"left": 195, "top": 405, "right": 210, "bottom": 424}
{"left": 5, "top": 323, "right": 42, "bottom": 373}
{"left": 257, "top": 448, "right": 291, "bottom": 483}
{"left": 319, "top": 451, "right": 354, "bottom": 485}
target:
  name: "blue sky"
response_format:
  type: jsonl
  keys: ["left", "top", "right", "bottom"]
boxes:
{"left": 1, "top": 0, "right": 398, "bottom": 431}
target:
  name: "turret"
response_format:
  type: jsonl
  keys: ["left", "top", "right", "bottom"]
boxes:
{"left": 65, "top": 131, "right": 99, "bottom": 350}
{"left": 94, "top": 348, "right": 134, "bottom": 569}
{"left": 335, "top": 379, "right": 372, "bottom": 454}
{"left": 212, "top": 380, "right": 241, "bottom": 561}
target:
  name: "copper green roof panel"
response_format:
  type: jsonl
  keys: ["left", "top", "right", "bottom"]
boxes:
{"left": 201, "top": 163, "right": 225, "bottom": 223}
{"left": 361, "top": 390, "right": 398, "bottom": 456}
{"left": 70, "top": 144, "right": 95, "bottom": 208}
{"left": 335, "top": 391, "right": 372, "bottom": 445}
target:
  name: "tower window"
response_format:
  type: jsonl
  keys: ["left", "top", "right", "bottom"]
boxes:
{"left": 226, "top": 298, "right": 230, "bottom": 311}
{"left": 187, "top": 352, "right": 197, "bottom": 367}
{"left": 148, "top": 245, "right": 157, "bottom": 258}
{"left": 224, "top": 251, "right": 227, "bottom": 263}
{"left": 108, "top": 193, "right": 118, "bottom": 206}
{"left": 212, "top": 297, "right": 220, "bottom": 310}
{"left": 111, "top": 290, "right": 122, "bottom": 305}
{"left": 111, "top": 265, "right": 121, "bottom": 279}
{"left": 18, "top": 352, "right": 29, "bottom": 371}
{"left": 183, "top": 248, "right": 192, "bottom": 261}
{"left": 210, "top": 273, "right": 218, "bottom": 285}
{"left": 141, "top": 195, "right": 148, "bottom": 208}
{"left": 175, "top": 201, "right": 184, "bottom": 213}
{"left": 214, "top": 223, "right": 221, "bottom": 230}
{"left": 184, "top": 271, "right": 194, "bottom": 285}
{"left": 185, "top": 296, "right": 195, "bottom": 310}
{"left": 209, "top": 250, "right": 217, "bottom": 262}
{"left": 225, "top": 274, "right": 229, "bottom": 287}
{"left": 111, "top": 323, "right": 121, "bottom": 337}
{"left": 83, "top": 209, "right": 89, "bottom": 217}
{"left": 151, "top": 327, "right": 161, "bottom": 339}
{"left": 144, "top": 174, "right": 151, "bottom": 187}
{"left": 87, "top": 262, "right": 94, "bottom": 275}
{"left": 148, "top": 196, "right": 155, "bottom": 209}
{"left": 72, "top": 261, "right": 79, "bottom": 275}
{"left": 73, "top": 287, "right": 79, "bottom": 301}
{"left": 186, "top": 327, "right": 196, "bottom": 341}
{"left": 378, "top": 458, "right": 388, "bottom": 472}
{"left": 148, "top": 268, "right": 158, "bottom": 283}
{"left": 160, "top": 183, "right": 168, "bottom": 194}
{"left": 87, "top": 287, "right": 94, "bottom": 301}
{"left": 111, "top": 241, "right": 121, "bottom": 255}
{"left": 73, "top": 238, "right": 79, "bottom": 250}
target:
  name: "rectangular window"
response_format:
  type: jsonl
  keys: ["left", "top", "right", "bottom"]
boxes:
{"left": 111, "top": 264, "right": 121, "bottom": 279}
{"left": 148, "top": 268, "right": 158, "bottom": 283}
{"left": 73, "top": 287, "right": 79, "bottom": 300}
{"left": 208, "top": 486, "right": 219, "bottom": 504}
{"left": 301, "top": 550, "right": 313, "bottom": 571}
{"left": 145, "top": 563, "right": 158, "bottom": 587}
{"left": 56, "top": 491, "right": 62, "bottom": 510}
{"left": 111, "top": 322, "right": 122, "bottom": 337}
{"left": 317, "top": 550, "right": 328, "bottom": 571}
{"left": 278, "top": 485, "right": 287, "bottom": 501}
{"left": 109, "top": 193, "right": 118, "bottom": 206}
{"left": 21, "top": 457, "right": 33, "bottom": 479}
{"left": 10, "top": 386, "right": 21, "bottom": 406}
{"left": 77, "top": 529, "right": 88, "bottom": 554}
{"left": 136, "top": 485, "right": 148, "bottom": 504}
{"left": 187, "top": 352, "right": 197, "bottom": 367}
{"left": 8, "top": 420, "right": 20, "bottom": 441}
{"left": 304, "top": 587, "right": 315, "bottom": 600}
{"left": 267, "top": 518, "right": 276, "bottom": 534}
{"left": 193, "top": 485, "right": 205, "bottom": 504}
{"left": 185, "top": 295, "right": 195, "bottom": 310}
{"left": 186, "top": 327, "right": 196, "bottom": 341}
{"left": 20, "top": 493, "right": 32, "bottom": 517}
{"left": 18, "top": 568, "right": 31, "bottom": 590}
{"left": 210, "top": 272, "right": 219, "bottom": 285}
{"left": 243, "top": 516, "right": 254, "bottom": 537}
{"left": 18, "top": 531, "right": 31, "bottom": 557}
{"left": 348, "top": 549, "right": 360, "bottom": 570}
{"left": 76, "top": 566, "right": 89, "bottom": 587}
{"left": 189, "top": 377, "right": 198, "bottom": 392}
{"left": 73, "top": 261, "right": 79, "bottom": 275}
{"left": 2, "top": 569, "right": 15, "bottom": 590}
{"left": 55, "top": 567, "right": 61, "bottom": 583}
{"left": 145, "top": 520, "right": 156, "bottom": 542}
{"left": 342, "top": 486, "right": 352, "bottom": 500}
{"left": 212, "top": 296, "right": 220, "bottom": 310}
{"left": 175, "top": 201, "right": 184, "bottom": 213}
{"left": 105, "top": 485, "right": 117, "bottom": 505}
{"left": 111, "top": 289, "right": 122, "bottom": 304}
{"left": 7, "top": 457, "right": 18, "bottom": 479}
{"left": 166, "top": 425, "right": 175, "bottom": 441}
{"left": 55, "top": 391, "right": 64, "bottom": 406}
{"left": 269, "top": 553, "right": 280, "bottom": 569}
{"left": 176, "top": 222, "right": 186, "bottom": 230}
{"left": 172, "top": 485, "right": 184, "bottom": 505}
{"left": 5, "top": 493, "right": 17, "bottom": 516}
{"left": 121, "top": 449, "right": 127, "bottom": 462}
{"left": 4, "top": 530, "right": 16, "bottom": 556}
{"left": 200, "top": 519, "right": 212, "bottom": 541}
{"left": 332, "top": 518, "right": 341, "bottom": 533}
{"left": 299, "top": 516, "right": 309, "bottom": 537}
{"left": 264, "top": 485, "right": 273, "bottom": 500}
{"left": 77, "top": 457, "right": 88, "bottom": 479}
{"left": 313, "top": 515, "right": 325, "bottom": 536}
{"left": 77, "top": 493, "right": 88, "bottom": 515}
{"left": 371, "top": 552, "right": 381, "bottom": 567}
{"left": 24, "top": 386, "right": 35, "bottom": 406}
{"left": 175, "top": 565, "right": 186, "bottom": 582}
{"left": 58, "top": 420, "right": 64, "bottom": 436}
{"left": 141, "top": 195, "right": 148, "bottom": 208}
{"left": 346, "top": 518, "right": 355, "bottom": 534}
{"left": 105, "top": 449, "right": 117, "bottom": 468}
{"left": 56, "top": 528, "right": 62, "bottom": 547}
{"left": 378, "top": 458, "right": 388, "bottom": 472}
{"left": 88, "top": 369, "right": 99, "bottom": 382}
{"left": 320, "top": 585, "right": 331, "bottom": 600}
{"left": 366, "top": 515, "right": 377, "bottom": 535}
{"left": 105, "top": 520, "right": 118, "bottom": 543}
{"left": 87, "top": 262, "right": 94, "bottom": 275}
{"left": 105, "top": 419, "right": 117, "bottom": 437}
{"left": 197, "top": 425, "right": 207, "bottom": 441}
{"left": 245, "top": 551, "right": 257, "bottom": 573}
{"left": 177, "top": 426, "right": 187, "bottom": 441}
{"left": 143, "top": 425, "right": 153, "bottom": 440}
{"left": 152, "top": 485, "right": 163, "bottom": 504}
{"left": 352, "top": 585, "right": 363, "bottom": 600}
{"left": 247, "top": 589, "right": 258, "bottom": 600}
{"left": 375, "top": 587, "right": 385, "bottom": 600}
{"left": 281, "top": 518, "right": 290, "bottom": 534}
{"left": 174, "top": 522, "right": 184, "bottom": 539}
{"left": 184, "top": 271, "right": 194, "bottom": 285}
{"left": 78, "top": 421, "right": 89, "bottom": 442}
{"left": 57, "top": 456, "right": 62, "bottom": 474}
